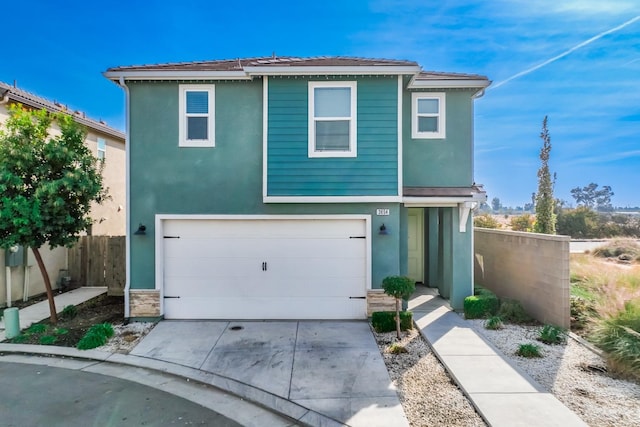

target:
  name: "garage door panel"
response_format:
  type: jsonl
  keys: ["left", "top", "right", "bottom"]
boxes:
{"left": 164, "top": 296, "right": 365, "bottom": 319}
{"left": 164, "top": 219, "right": 365, "bottom": 239}
{"left": 162, "top": 218, "right": 368, "bottom": 320}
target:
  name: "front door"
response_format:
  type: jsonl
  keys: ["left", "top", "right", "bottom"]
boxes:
{"left": 407, "top": 208, "right": 424, "bottom": 283}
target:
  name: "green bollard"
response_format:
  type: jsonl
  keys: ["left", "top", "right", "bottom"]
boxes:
{"left": 4, "top": 307, "right": 20, "bottom": 339}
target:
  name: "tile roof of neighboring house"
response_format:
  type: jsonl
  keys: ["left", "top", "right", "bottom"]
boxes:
{"left": 105, "top": 56, "right": 420, "bottom": 72}
{"left": 0, "top": 81, "right": 125, "bottom": 140}
{"left": 415, "top": 71, "right": 489, "bottom": 81}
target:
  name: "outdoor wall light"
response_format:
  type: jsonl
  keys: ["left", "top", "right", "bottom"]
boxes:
{"left": 134, "top": 224, "right": 146, "bottom": 235}
{"left": 379, "top": 224, "right": 389, "bottom": 235}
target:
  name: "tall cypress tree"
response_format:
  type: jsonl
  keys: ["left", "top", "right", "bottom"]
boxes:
{"left": 534, "top": 116, "right": 556, "bottom": 234}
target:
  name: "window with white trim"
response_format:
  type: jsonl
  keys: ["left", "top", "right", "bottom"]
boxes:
{"left": 97, "top": 137, "right": 106, "bottom": 160}
{"left": 179, "top": 84, "right": 215, "bottom": 147}
{"left": 412, "top": 92, "right": 445, "bottom": 139}
{"left": 308, "top": 81, "right": 357, "bottom": 157}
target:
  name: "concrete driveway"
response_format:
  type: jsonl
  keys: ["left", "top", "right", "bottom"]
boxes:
{"left": 131, "top": 320, "right": 408, "bottom": 426}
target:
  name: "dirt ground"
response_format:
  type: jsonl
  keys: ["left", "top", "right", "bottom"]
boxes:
{"left": 4, "top": 292, "right": 124, "bottom": 347}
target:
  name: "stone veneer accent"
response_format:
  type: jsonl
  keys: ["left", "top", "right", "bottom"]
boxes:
{"left": 129, "top": 290, "right": 161, "bottom": 317}
{"left": 367, "top": 290, "right": 396, "bottom": 316}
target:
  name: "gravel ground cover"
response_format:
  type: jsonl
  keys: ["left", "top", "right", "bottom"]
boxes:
{"left": 467, "top": 320, "right": 640, "bottom": 427}
{"left": 373, "top": 327, "right": 487, "bottom": 427}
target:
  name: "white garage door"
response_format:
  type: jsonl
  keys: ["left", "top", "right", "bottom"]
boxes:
{"left": 161, "top": 217, "right": 368, "bottom": 319}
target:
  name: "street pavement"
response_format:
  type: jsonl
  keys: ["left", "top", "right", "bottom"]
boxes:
{"left": 0, "top": 361, "right": 241, "bottom": 427}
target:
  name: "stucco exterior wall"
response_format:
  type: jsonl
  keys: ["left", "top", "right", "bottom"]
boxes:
{"left": 0, "top": 247, "right": 66, "bottom": 306}
{"left": 474, "top": 228, "right": 571, "bottom": 328}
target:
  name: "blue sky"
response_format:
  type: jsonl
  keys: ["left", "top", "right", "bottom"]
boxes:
{"left": 2, "top": 0, "right": 639, "bottom": 207}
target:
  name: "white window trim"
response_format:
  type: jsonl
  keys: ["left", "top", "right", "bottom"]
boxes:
{"left": 308, "top": 81, "right": 357, "bottom": 158}
{"left": 179, "top": 84, "right": 215, "bottom": 147}
{"left": 97, "top": 137, "right": 106, "bottom": 160}
{"left": 411, "top": 92, "right": 445, "bottom": 139}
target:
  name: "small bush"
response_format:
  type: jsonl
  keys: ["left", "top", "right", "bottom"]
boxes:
{"left": 570, "top": 295, "right": 598, "bottom": 329}
{"left": 474, "top": 286, "right": 494, "bottom": 297}
{"left": 538, "top": 324, "right": 566, "bottom": 345}
{"left": 39, "top": 335, "right": 58, "bottom": 345}
{"left": 60, "top": 305, "right": 78, "bottom": 320}
{"left": 77, "top": 323, "right": 114, "bottom": 350}
{"left": 510, "top": 214, "right": 534, "bottom": 232}
{"left": 26, "top": 324, "right": 48, "bottom": 335}
{"left": 372, "top": 311, "right": 413, "bottom": 333}
{"left": 590, "top": 300, "right": 640, "bottom": 378}
{"left": 10, "top": 334, "right": 28, "bottom": 343}
{"left": 387, "top": 343, "right": 408, "bottom": 354}
{"left": 484, "top": 316, "right": 504, "bottom": 330}
{"left": 474, "top": 214, "right": 500, "bottom": 229}
{"left": 516, "top": 343, "right": 543, "bottom": 358}
{"left": 497, "top": 299, "right": 533, "bottom": 324}
{"left": 464, "top": 292, "right": 499, "bottom": 319}
{"left": 54, "top": 328, "right": 69, "bottom": 335}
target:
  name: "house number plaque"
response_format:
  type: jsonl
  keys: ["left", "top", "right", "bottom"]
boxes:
{"left": 376, "top": 209, "right": 390, "bottom": 216}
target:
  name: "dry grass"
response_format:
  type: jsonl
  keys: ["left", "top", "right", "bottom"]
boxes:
{"left": 571, "top": 254, "right": 640, "bottom": 317}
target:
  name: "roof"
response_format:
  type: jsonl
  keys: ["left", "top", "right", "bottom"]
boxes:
{"left": 104, "top": 55, "right": 490, "bottom": 90}
{"left": 105, "top": 56, "right": 419, "bottom": 72}
{"left": 0, "top": 81, "right": 125, "bottom": 140}
{"left": 403, "top": 185, "right": 487, "bottom": 198}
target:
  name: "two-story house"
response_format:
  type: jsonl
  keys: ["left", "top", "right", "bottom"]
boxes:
{"left": 104, "top": 56, "right": 489, "bottom": 320}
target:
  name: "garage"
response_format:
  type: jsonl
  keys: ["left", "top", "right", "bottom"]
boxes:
{"left": 159, "top": 216, "right": 369, "bottom": 319}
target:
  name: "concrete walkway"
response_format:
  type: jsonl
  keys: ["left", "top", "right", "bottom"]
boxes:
{"left": 410, "top": 286, "right": 588, "bottom": 427}
{"left": 0, "top": 287, "right": 107, "bottom": 340}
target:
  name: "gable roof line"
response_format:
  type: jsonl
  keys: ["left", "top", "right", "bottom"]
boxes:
{"left": 0, "top": 81, "right": 125, "bottom": 141}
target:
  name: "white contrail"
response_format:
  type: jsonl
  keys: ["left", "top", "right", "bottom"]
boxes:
{"left": 490, "top": 15, "right": 640, "bottom": 90}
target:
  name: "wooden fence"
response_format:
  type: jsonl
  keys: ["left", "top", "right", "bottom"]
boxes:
{"left": 68, "top": 236, "right": 125, "bottom": 296}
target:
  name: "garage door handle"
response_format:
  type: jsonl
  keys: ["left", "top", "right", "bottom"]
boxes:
{"left": 349, "top": 296, "right": 366, "bottom": 299}
{"left": 164, "top": 236, "right": 180, "bottom": 239}
{"left": 262, "top": 262, "right": 267, "bottom": 271}
{"left": 350, "top": 236, "right": 366, "bottom": 239}
{"left": 164, "top": 296, "right": 180, "bottom": 299}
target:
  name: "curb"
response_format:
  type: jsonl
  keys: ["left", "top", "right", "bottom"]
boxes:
{"left": 0, "top": 344, "right": 347, "bottom": 427}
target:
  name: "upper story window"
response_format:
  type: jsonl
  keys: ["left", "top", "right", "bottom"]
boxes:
{"left": 97, "top": 137, "right": 106, "bottom": 160}
{"left": 308, "top": 81, "right": 357, "bottom": 158}
{"left": 179, "top": 84, "right": 215, "bottom": 147}
{"left": 412, "top": 92, "right": 446, "bottom": 139}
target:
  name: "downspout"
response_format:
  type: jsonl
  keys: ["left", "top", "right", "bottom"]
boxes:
{"left": 116, "top": 76, "right": 132, "bottom": 319}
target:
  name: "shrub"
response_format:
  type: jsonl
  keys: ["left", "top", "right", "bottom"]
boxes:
{"left": 387, "top": 343, "right": 408, "bottom": 354}
{"left": 497, "top": 299, "right": 533, "bottom": 324}
{"left": 60, "top": 305, "right": 78, "bottom": 320}
{"left": 590, "top": 300, "right": 640, "bottom": 378}
{"left": 538, "top": 324, "right": 566, "bottom": 345}
{"left": 474, "top": 286, "right": 493, "bottom": 296}
{"left": 372, "top": 311, "right": 413, "bottom": 333}
{"left": 592, "top": 240, "right": 640, "bottom": 262}
{"left": 26, "top": 324, "right": 48, "bottom": 335}
{"left": 516, "top": 343, "right": 543, "bottom": 358}
{"left": 510, "top": 214, "right": 534, "bottom": 232}
{"left": 484, "top": 316, "right": 504, "bottom": 330}
{"left": 77, "top": 323, "right": 114, "bottom": 350}
{"left": 464, "top": 291, "right": 499, "bottom": 319}
{"left": 570, "top": 295, "right": 598, "bottom": 330}
{"left": 474, "top": 214, "right": 500, "bottom": 229}
{"left": 382, "top": 276, "right": 416, "bottom": 339}
{"left": 39, "top": 335, "right": 58, "bottom": 345}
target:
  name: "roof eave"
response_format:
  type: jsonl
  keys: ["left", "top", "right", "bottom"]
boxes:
{"left": 244, "top": 65, "right": 422, "bottom": 75}
{"left": 102, "top": 70, "right": 253, "bottom": 81}
{"left": 407, "top": 77, "right": 491, "bottom": 90}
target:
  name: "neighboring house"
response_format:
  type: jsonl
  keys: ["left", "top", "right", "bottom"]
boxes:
{"left": 0, "top": 81, "right": 126, "bottom": 236}
{"left": 104, "top": 56, "right": 489, "bottom": 320}
{"left": 0, "top": 81, "right": 126, "bottom": 307}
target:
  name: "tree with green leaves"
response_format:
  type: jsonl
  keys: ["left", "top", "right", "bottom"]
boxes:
{"left": 570, "top": 183, "right": 614, "bottom": 211}
{"left": 533, "top": 116, "right": 556, "bottom": 234}
{"left": 0, "top": 105, "right": 107, "bottom": 323}
{"left": 382, "top": 276, "right": 415, "bottom": 339}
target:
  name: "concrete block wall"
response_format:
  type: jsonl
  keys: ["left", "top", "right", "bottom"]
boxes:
{"left": 474, "top": 228, "right": 571, "bottom": 328}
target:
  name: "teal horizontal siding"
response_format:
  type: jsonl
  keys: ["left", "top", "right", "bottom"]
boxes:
{"left": 267, "top": 76, "right": 399, "bottom": 197}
